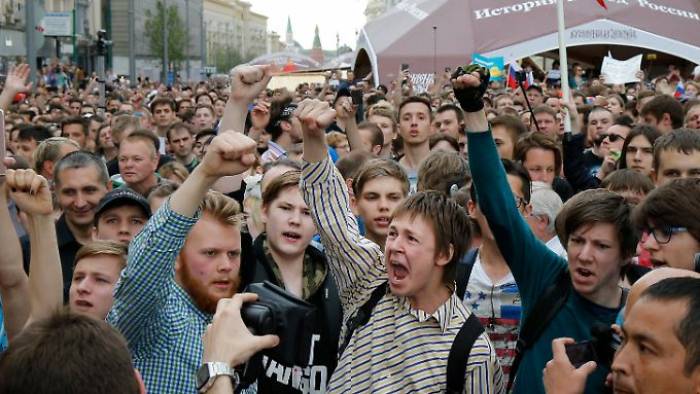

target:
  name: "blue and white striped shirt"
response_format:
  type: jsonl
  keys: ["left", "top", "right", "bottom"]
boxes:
{"left": 301, "top": 158, "right": 505, "bottom": 394}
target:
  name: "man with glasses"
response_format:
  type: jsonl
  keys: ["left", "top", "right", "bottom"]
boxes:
{"left": 634, "top": 178, "right": 700, "bottom": 271}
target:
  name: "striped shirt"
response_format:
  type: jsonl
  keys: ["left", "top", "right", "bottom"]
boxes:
{"left": 301, "top": 158, "right": 505, "bottom": 394}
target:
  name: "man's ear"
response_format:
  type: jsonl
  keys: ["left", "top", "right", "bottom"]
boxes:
{"left": 436, "top": 244, "right": 454, "bottom": 268}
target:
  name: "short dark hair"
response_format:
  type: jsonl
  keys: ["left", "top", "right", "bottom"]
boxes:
{"left": 353, "top": 159, "right": 409, "bottom": 196}
{"left": 619, "top": 125, "right": 662, "bottom": 170}
{"left": 601, "top": 169, "right": 654, "bottom": 197}
{"left": 526, "top": 85, "right": 544, "bottom": 95}
{"left": 17, "top": 125, "right": 52, "bottom": 143}
{"left": 0, "top": 311, "right": 140, "bottom": 394}
{"left": 149, "top": 97, "right": 176, "bottom": 113}
{"left": 61, "top": 116, "right": 89, "bottom": 136}
{"left": 641, "top": 277, "right": 700, "bottom": 375}
{"left": 555, "top": 189, "right": 638, "bottom": 260}
{"left": 267, "top": 95, "right": 294, "bottom": 141}
{"left": 613, "top": 114, "right": 635, "bottom": 128}
{"left": 436, "top": 104, "right": 464, "bottom": 123}
{"left": 195, "top": 103, "right": 215, "bottom": 116}
{"left": 336, "top": 150, "right": 375, "bottom": 181}
{"left": 357, "top": 121, "right": 384, "bottom": 149}
{"left": 633, "top": 178, "right": 700, "bottom": 242}
{"left": 398, "top": 96, "right": 433, "bottom": 120}
{"left": 532, "top": 104, "right": 557, "bottom": 119}
{"left": 392, "top": 191, "right": 471, "bottom": 284}
{"left": 515, "top": 132, "right": 563, "bottom": 176}
{"left": 490, "top": 115, "right": 528, "bottom": 146}
{"left": 470, "top": 159, "right": 531, "bottom": 205}
{"left": 166, "top": 122, "right": 195, "bottom": 141}
{"left": 429, "top": 134, "right": 460, "bottom": 152}
{"left": 653, "top": 128, "right": 700, "bottom": 172}
{"left": 641, "top": 95, "right": 684, "bottom": 129}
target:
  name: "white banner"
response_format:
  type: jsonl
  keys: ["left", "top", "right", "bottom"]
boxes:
{"left": 600, "top": 54, "right": 642, "bottom": 85}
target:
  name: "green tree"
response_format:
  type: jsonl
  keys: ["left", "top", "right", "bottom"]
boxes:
{"left": 144, "top": 1, "right": 187, "bottom": 69}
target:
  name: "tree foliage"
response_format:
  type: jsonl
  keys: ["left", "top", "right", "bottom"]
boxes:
{"left": 144, "top": 1, "right": 187, "bottom": 68}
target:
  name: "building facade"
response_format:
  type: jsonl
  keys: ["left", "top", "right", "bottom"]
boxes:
{"left": 203, "top": 0, "right": 268, "bottom": 73}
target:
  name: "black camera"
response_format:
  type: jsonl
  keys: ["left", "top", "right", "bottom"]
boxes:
{"left": 240, "top": 281, "right": 316, "bottom": 366}
{"left": 565, "top": 323, "right": 617, "bottom": 370}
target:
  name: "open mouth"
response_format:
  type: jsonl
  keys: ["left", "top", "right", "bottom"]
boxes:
{"left": 282, "top": 232, "right": 302, "bottom": 242}
{"left": 650, "top": 259, "right": 668, "bottom": 268}
{"left": 388, "top": 260, "right": 409, "bottom": 284}
{"left": 74, "top": 299, "right": 93, "bottom": 308}
{"left": 374, "top": 217, "right": 390, "bottom": 228}
{"left": 576, "top": 267, "right": 593, "bottom": 277}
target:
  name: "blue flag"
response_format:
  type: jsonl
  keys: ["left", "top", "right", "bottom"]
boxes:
{"left": 472, "top": 54, "right": 505, "bottom": 81}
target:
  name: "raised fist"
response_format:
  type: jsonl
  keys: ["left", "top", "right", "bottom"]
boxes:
{"left": 294, "top": 99, "right": 337, "bottom": 139}
{"left": 451, "top": 64, "right": 490, "bottom": 112}
{"left": 229, "top": 65, "right": 275, "bottom": 105}
{"left": 198, "top": 132, "right": 257, "bottom": 179}
{"left": 5, "top": 169, "right": 53, "bottom": 216}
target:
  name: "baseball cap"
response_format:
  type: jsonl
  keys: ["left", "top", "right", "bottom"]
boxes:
{"left": 95, "top": 188, "right": 152, "bottom": 224}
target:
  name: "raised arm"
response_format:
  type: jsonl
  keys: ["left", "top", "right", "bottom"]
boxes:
{"left": 298, "top": 99, "right": 386, "bottom": 310}
{"left": 5, "top": 169, "right": 62, "bottom": 323}
{"left": 0, "top": 64, "right": 33, "bottom": 112}
{"left": 218, "top": 65, "right": 274, "bottom": 135}
{"left": 335, "top": 96, "right": 363, "bottom": 152}
{"left": 108, "top": 131, "right": 257, "bottom": 344}
{"left": 0, "top": 167, "right": 30, "bottom": 340}
{"left": 455, "top": 67, "right": 565, "bottom": 307}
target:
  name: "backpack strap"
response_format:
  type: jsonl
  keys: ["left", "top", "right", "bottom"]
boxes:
{"left": 338, "top": 282, "right": 388, "bottom": 356}
{"left": 456, "top": 248, "right": 479, "bottom": 300}
{"left": 446, "top": 313, "right": 485, "bottom": 394}
{"left": 507, "top": 268, "right": 572, "bottom": 392}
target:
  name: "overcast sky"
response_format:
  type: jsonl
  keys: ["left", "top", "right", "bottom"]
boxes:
{"left": 246, "top": 0, "right": 369, "bottom": 50}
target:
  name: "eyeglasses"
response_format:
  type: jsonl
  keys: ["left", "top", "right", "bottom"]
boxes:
{"left": 595, "top": 133, "right": 625, "bottom": 146}
{"left": 647, "top": 226, "right": 688, "bottom": 244}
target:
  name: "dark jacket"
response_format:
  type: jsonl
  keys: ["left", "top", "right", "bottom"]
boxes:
{"left": 246, "top": 233, "right": 342, "bottom": 394}
{"left": 563, "top": 133, "right": 603, "bottom": 193}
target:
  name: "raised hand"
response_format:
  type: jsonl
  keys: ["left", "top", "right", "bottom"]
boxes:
{"left": 5, "top": 169, "right": 52, "bottom": 216}
{"left": 3, "top": 64, "right": 33, "bottom": 95}
{"left": 250, "top": 101, "right": 271, "bottom": 130}
{"left": 334, "top": 96, "right": 356, "bottom": 122}
{"left": 197, "top": 132, "right": 257, "bottom": 180}
{"left": 295, "top": 98, "right": 337, "bottom": 139}
{"left": 229, "top": 65, "right": 276, "bottom": 105}
{"left": 451, "top": 64, "right": 490, "bottom": 112}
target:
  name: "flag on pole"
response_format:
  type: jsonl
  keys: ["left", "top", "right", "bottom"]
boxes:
{"left": 507, "top": 62, "right": 533, "bottom": 90}
{"left": 596, "top": 0, "right": 607, "bottom": 9}
{"left": 674, "top": 83, "right": 686, "bottom": 99}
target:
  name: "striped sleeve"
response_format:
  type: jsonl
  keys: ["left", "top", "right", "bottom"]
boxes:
{"left": 107, "top": 200, "right": 199, "bottom": 347}
{"left": 301, "top": 158, "right": 387, "bottom": 314}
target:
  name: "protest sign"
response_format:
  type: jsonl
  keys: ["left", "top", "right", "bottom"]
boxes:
{"left": 600, "top": 54, "right": 642, "bottom": 85}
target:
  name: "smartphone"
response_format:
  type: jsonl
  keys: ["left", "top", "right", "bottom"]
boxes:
{"left": 351, "top": 89, "right": 363, "bottom": 106}
{"left": 0, "top": 109, "right": 5, "bottom": 176}
{"left": 565, "top": 341, "right": 598, "bottom": 368}
{"left": 609, "top": 150, "right": 621, "bottom": 161}
{"left": 401, "top": 63, "right": 410, "bottom": 72}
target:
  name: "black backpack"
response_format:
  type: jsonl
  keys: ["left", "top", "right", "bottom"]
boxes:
{"left": 339, "top": 283, "right": 485, "bottom": 394}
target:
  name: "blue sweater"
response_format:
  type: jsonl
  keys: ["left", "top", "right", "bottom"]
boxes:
{"left": 468, "top": 130, "right": 620, "bottom": 394}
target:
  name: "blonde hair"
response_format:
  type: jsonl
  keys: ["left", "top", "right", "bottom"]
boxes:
{"left": 33, "top": 137, "right": 79, "bottom": 173}
{"left": 74, "top": 241, "right": 128, "bottom": 270}
{"left": 201, "top": 191, "right": 241, "bottom": 227}
{"left": 158, "top": 161, "right": 189, "bottom": 184}
{"left": 326, "top": 132, "right": 348, "bottom": 149}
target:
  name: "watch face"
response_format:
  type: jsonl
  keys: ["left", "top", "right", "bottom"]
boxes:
{"left": 196, "top": 364, "right": 210, "bottom": 389}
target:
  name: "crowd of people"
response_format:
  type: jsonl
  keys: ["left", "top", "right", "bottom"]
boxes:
{"left": 0, "top": 55, "right": 699, "bottom": 394}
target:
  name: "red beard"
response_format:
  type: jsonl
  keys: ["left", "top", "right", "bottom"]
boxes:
{"left": 179, "top": 265, "right": 240, "bottom": 314}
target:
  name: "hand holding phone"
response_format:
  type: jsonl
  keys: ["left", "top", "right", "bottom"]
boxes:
{"left": 565, "top": 340, "right": 598, "bottom": 368}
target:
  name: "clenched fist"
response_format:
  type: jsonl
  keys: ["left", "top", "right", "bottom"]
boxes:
{"left": 197, "top": 132, "right": 257, "bottom": 180}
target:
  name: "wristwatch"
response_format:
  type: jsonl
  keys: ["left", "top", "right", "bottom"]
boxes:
{"left": 196, "top": 362, "right": 239, "bottom": 393}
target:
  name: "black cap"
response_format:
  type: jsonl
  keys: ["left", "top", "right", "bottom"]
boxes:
{"left": 333, "top": 87, "right": 352, "bottom": 106}
{"left": 95, "top": 188, "right": 152, "bottom": 223}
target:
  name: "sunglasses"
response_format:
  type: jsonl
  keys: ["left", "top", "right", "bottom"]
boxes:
{"left": 594, "top": 133, "right": 625, "bottom": 146}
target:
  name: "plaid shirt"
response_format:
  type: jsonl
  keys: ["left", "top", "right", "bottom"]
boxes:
{"left": 107, "top": 202, "right": 211, "bottom": 394}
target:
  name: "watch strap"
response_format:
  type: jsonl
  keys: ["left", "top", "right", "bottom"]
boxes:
{"left": 198, "top": 362, "right": 238, "bottom": 393}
